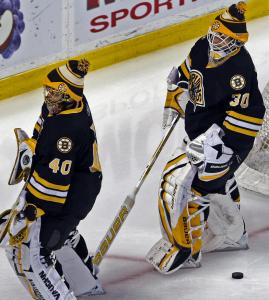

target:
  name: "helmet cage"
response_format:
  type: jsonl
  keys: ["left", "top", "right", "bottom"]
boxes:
{"left": 207, "top": 28, "right": 243, "bottom": 60}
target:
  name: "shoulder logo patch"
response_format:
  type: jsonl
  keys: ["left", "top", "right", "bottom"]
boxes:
{"left": 230, "top": 75, "right": 246, "bottom": 90}
{"left": 189, "top": 70, "right": 205, "bottom": 108}
{"left": 57, "top": 137, "right": 72, "bottom": 153}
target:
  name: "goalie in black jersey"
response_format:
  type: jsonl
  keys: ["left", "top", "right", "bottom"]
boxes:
{"left": 0, "top": 59, "right": 104, "bottom": 298}
{"left": 146, "top": 2, "right": 266, "bottom": 274}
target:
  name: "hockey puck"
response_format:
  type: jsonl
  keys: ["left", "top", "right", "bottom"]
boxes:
{"left": 232, "top": 272, "right": 244, "bottom": 279}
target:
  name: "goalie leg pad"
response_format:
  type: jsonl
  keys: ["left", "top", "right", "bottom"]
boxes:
{"left": 148, "top": 148, "right": 209, "bottom": 274}
{"left": 0, "top": 209, "right": 12, "bottom": 248}
{"left": 158, "top": 147, "right": 194, "bottom": 246}
{"left": 202, "top": 193, "right": 248, "bottom": 253}
{"left": 146, "top": 238, "right": 197, "bottom": 275}
{"left": 5, "top": 218, "right": 77, "bottom": 300}
{"left": 56, "top": 230, "right": 104, "bottom": 297}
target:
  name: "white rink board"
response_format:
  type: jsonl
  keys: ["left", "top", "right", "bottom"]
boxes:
{"left": 0, "top": 0, "right": 236, "bottom": 79}
{"left": 73, "top": 0, "right": 236, "bottom": 51}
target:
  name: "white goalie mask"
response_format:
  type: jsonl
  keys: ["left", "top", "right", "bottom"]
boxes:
{"left": 207, "top": 29, "right": 243, "bottom": 62}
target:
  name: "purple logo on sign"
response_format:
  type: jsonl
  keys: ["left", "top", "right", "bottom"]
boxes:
{"left": 0, "top": 0, "right": 25, "bottom": 59}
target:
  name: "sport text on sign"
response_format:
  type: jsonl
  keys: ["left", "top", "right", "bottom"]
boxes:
{"left": 89, "top": 0, "right": 199, "bottom": 33}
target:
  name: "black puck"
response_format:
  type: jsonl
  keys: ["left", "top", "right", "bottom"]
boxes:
{"left": 232, "top": 272, "right": 244, "bottom": 279}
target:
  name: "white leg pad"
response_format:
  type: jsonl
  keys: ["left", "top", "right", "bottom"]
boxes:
{"left": 203, "top": 193, "right": 248, "bottom": 252}
{"left": 56, "top": 246, "right": 104, "bottom": 297}
{"left": 5, "top": 218, "right": 77, "bottom": 300}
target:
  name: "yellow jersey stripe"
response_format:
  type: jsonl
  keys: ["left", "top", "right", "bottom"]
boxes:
{"left": 180, "top": 61, "right": 190, "bottom": 80}
{"left": 34, "top": 123, "right": 41, "bottom": 133}
{"left": 223, "top": 121, "right": 258, "bottom": 137}
{"left": 226, "top": 111, "right": 264, "bottom": 125}
{"left": 33, "top": 171, "right": 70, "bottom": 191}
{"left": 27, "top": 183, "right": 66, "bottom": 204}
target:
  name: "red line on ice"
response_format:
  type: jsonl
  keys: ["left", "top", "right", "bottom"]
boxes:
{"left": 103, "top": 225, "right": 269, "bottom": 286}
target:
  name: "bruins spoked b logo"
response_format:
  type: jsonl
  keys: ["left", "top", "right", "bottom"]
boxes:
{"left": 189, "top": 70, "right": 205, "bottom": 108}
{"left": 230, "top": 75, "right": 246, "bottom": 90}
{"left": 57, "top": 137, "right": 72, "bottom": 153}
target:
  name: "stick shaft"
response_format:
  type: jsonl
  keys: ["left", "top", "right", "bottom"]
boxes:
{"left": 134, "top": 116, "right": 179, "bottom": 194}
{"left": 92, "top": 116, "right": 179, "bottom": 266}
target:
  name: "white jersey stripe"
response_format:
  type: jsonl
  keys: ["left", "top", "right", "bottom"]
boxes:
{"left": 225, "top": 116, "right": 262, "bottom": 131}
{"left": 29, "top": 177, "right": 68, "bottom": 198}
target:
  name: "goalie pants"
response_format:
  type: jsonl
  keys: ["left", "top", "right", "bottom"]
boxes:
{"left": 191, "top": 148, "right": 248, "bottom": 202}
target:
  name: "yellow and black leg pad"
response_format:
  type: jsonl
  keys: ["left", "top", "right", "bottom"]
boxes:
{"left": 147, "top": 147, "right": 210, "bottom": 274}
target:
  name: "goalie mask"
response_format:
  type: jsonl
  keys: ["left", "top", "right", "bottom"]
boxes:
{"left": 43, "top": 59, "right": 90, "bottom": 114}
{"left": 207, "top": 2, "right": 248, "bottom": 62}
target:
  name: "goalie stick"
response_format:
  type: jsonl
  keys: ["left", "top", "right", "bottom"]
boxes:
{"left": 92, "top": 115, "right": 180, "bottom": 266}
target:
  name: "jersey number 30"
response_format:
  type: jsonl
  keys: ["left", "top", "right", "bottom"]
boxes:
{"left": 230, "top": 93, "right": 250, "bottom": 108}
{"left": 49, "top": 159, "right": 72, "bottom": 175}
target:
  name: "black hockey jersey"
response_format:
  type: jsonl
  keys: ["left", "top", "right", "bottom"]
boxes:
{"left": 26, "top": 96, "right": 102, "bottom": 219}
{"left": 178, "top": 37, "right": 265, "bottom": 159}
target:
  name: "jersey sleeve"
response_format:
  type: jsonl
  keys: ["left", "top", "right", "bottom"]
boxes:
{"left": 177, "top": 54, "right": 191, "bottom": 89}
{"left": 26, "top": 119, "right": 78, "bottom": 214}
{"left": 176, "top": 38, "right": 205, "bottom": 90}
{"left": 32, "top": 103, "right": 48, "bottom": 140}
{"left": 222, "top": 69, "right": 265, "bottom": 156}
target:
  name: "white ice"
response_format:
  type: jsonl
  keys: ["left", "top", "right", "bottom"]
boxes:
{"left": 0, "top": 16, "right": 269, "bottom": 300}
